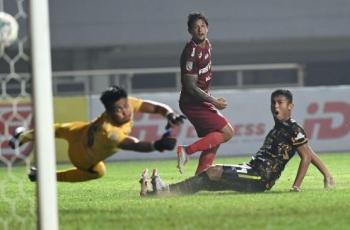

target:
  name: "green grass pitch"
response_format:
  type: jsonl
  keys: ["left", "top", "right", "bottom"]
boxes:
{"left": 1, "top": 153, "right": 350, "bottom": 230}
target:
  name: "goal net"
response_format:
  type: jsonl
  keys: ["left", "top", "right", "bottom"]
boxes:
{"left": 0, "top": 1, "right": 35, "bottom": 229}
{"left": 1, "top": 0, "right": 58, "bottom": 229}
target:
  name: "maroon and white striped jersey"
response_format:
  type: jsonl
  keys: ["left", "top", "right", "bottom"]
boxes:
{"left": 180, "top": 39, "right": 213, "bottom": 105}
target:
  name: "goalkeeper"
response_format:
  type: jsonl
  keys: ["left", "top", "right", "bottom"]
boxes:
{"left": 9, "top": 85, "right": 185, "bottom": 182}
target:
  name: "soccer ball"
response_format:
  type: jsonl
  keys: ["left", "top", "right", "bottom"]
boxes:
{"left": 0, "top": 12, "right": 19, "bottom": 47}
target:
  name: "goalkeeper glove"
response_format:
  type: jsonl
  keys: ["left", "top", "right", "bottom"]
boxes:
{"left": 153, "top": 136, "right": 177, "bottom": 152}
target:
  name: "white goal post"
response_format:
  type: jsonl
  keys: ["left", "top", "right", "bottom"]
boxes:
{"left": 29, "top": 0, "right": 58, "bottom": 229}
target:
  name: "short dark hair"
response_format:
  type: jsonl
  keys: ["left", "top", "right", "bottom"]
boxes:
{"left": 187, "top": 12, "right": 208, "bottom": 31}
{"left": 271, "top": 89, "right": 293, "bottom": 103}
{"left": 100, "top": 85, "right": 128, "bottom": 111}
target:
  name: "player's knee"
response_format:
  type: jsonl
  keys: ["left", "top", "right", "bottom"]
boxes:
{"left": 92, "top": 162, "right": 106, "bottom": 178}
{"left": 206, "top": 165, "right": 223, "bottom": 181}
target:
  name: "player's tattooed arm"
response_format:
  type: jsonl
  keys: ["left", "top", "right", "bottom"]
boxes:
{"left": 182, "top": 73, "right": 214, "bottom": 102}
{"left": 182, "top": 74, "right": 227, "bottom": 109}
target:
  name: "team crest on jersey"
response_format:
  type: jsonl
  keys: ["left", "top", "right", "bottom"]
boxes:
{"left": 186, "top": 61, "right": 193, "bottom": 71}
{"left": 204, "top": 53, "right": 209, "bottom": 60}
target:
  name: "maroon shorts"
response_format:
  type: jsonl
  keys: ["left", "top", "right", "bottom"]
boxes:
{"left": 180, "top": 102, "right": 229, "bottom": 137}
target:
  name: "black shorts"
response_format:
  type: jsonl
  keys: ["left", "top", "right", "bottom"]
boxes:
{"left": 215, "top": 164, "right": 268, "bottom": 193}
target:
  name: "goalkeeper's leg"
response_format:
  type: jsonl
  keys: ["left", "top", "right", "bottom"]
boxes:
{"left": 54, "top": 122, "right": 88, "bottom": 141}
{"left": 8, "top": 127, "right": 34, "bottom": 149}
{"left": 9, "top": 122, "right": 88, "bottom": 149}
{"left": 29, "top": 161, "right": 106, "bottom": 182}
{"left": 56, "top": 161, "right": 106, "bottom": 182}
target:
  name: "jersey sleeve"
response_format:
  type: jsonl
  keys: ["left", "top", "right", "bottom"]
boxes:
{"left": 181, "top": 45, "right": 198, "bottom": 75}
{"left": 290, "top": 124, "right": 308, "bottom": 147}
{"left": 128, "top": 96, "right": 143, "bottom": 112}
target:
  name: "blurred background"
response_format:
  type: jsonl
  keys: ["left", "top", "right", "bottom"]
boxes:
{"left": 1, "top": 2, "right": 349, "bottom": 228}
{"left": 2, "top": 0, "right": 350, "bottom": 96}
{"left": 1, "top": 0, "right": 350, "bottom": 161}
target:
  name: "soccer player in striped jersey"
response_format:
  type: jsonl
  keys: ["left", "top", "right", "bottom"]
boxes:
{"left": 140, "top": 89, "right": 335, "bottom": 195}
{"left": 177, "top": 12, "right": 234, "bottom": 175}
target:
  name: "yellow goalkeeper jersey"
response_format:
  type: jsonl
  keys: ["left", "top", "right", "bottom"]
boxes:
{"left": 85, "top": 96, "right": 143, "bottom": 161}
{"left": 20, "top": 97, "right": 144, "bottom": 170}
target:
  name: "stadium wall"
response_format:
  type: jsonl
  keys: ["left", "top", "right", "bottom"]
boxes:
{"left": 89, "top": 86, "right": 350, "bottom": 161}
{"left": 2, "top": 87, "right": 349, "bottom": 164}
{"left": 53, "top": 97, "right": 88, "bottom": 162}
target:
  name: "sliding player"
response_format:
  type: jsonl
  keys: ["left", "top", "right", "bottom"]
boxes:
{"left": 141, "top": 89, "right": 335, "bottom": 195}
